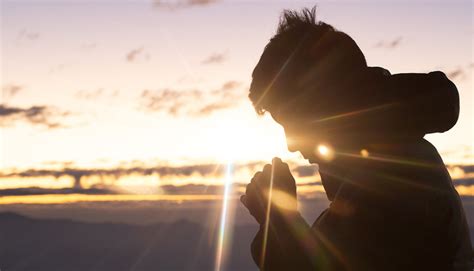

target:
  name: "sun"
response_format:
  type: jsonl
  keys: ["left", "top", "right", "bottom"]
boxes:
{"left": 200, "top": 112, "right": 289, "bottom": 163}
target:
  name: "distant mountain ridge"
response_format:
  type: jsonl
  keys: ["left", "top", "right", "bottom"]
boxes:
{"left": 1, "top": 211, "right": 474, "bottom": 270}
{"left": 0, "top": 212, "right": 258, "bottom": 271}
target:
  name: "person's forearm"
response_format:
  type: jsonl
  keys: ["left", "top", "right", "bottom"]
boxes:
{"left": 250, "top": 211, "right": 318, "bottom": 270}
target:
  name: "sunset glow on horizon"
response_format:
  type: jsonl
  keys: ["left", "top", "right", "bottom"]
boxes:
{"left": 1, "top": 0, "right": 473, "bottom": 200}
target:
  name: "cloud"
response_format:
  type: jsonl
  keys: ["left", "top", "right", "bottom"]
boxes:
{"left": 0, "top": 182, "right": 323, "bottom": 197}
{"left": 140, "top": 80, "right": 243, "bottom": 116}
{"left": 0, "top": 160, "right": 319, "bottom": 191}
{"left": 17, "top": 29, "right": 40, "bottom": 42}
{"left": 442, "top": 63, "right": 474, "bottom": 81}
{"left": 293, "top": 165, "right": 318, "bottom": 177}
{"left": 0, "top": 162, "right": 252, "bottom": 189}
{"left": 446, "top": 67, "right": 465, "bottom": 80}
{"left": 75, "top": 88, "right": 104, "bottom": 100}
{"left": 75, "top": 89, "right": 120, "bottom": 101}
{"left": 201, "top": 52, "right": 227, "bottom": 65}
{"left": 160, "top": 183, "right": 245, "bottom": 195}
{"left": 449, "top": 164, "right": 474, "bottom": 174}
{"left": 42, "top": 160, "right": 75, "bottom": 167}
{"left": 153, "top": 0, "right": 218, "bottom": 9}
{"left": 0, "top": 104, "right": 71, "bottom": 129}
{"left": 447, "top": 164, "right": 474, "bottom": 182}
{"left": 111, "top": 89, "right": 120, "bottom": 97}
{"left": 0, "top": 183, "right": 243, "bottom": 196}
{"left": 0, "top": 187, "right": 119, "bottom": 196}
{"left": 2, "top": 84, "right": 23, "bottom": 98}
{"left": 447, "top": 69, "right": 463, "bottom": 78}
{"left": 442, "top": 146, "right": 473, "bottom": 162}
{"left": 453, "top": 177, "right": 474, "bottom": 186}
{"left": 126, "top": 47, "right": 150, "bottom": 62}
{"left": 374, "top": 37, "right": 403, "bottom": 49}
{"left": 4, "top": 161, "right": 473, "bottom": 197}
{"left": 196, "top": 102, "right": 234, "bottom": 115}
{"left": 221, "top": 80, "right": 240, "bottom": 90}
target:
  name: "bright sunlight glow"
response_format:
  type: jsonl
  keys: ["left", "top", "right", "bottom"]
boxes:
{"left": 316, "top": 144, "right": 335, "bottom": 161}
{"left": 318, "top": 145, "right": 330, "bottom": 156}
{"left": 215, "top": 162, "right": 234, "bottom": 271}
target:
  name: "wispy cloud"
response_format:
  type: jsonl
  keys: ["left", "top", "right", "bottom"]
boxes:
{"left": 0, "top": 104, "right": 71, "bottom": 129}
{"left": 201, "top": 52, "right": 227, "bottom": 65}
{"left": 0, "top": 159, "right": 322, "bottom": 191}
{"left": 447, "top": 67, "right": 464, "bottom": 80}
{"left": 126, "top": 47, "right": 150, "bottom": 63}
{"left": 0, "top": 183, "right": 245, "bottom": 196}
{"left": 1, "top": 163, "right": 472, "bottom": 196}
{"left": 2, "top": 84, "right": 23, "bottom": 98}
{"left": 153, "top": 0, "right": 219, "bottom": 10}
{"left": 374, "top": 37, "right": 403, "bottom": 49}
{"left": 0, "top": 161, "right": 261, "bottom": 189}
{"left": 445, "top": 64, "right": 473, "bottom": 81}
{"left": 140, "top": 80, "right": 243, "bottom": 116}
{"left": 293, "top": 165, "right": 318, "bottom": 178}
{"left": 446, "top": 62, "right": 474, "bottom": 80}
{"left": 75, "top": 88, "right": 105, "bottom": 100}
{"left": 196, "top": 102, "right": 233, "bottom": 115}
{"left": 17, "top": 29, "right": 40, "bottom": 42}
{"left": 447, "top": 164, "right": 474, "bottom": 178}
{"left": 220, "top": 80, "right": 240, "bottom": 90}
{"left": 0, "top": 187, "right": 120, "bottom": 196}
{"left": 453, "top": 178, "right": 474, "bottom": 187}
{"left": 77, "top": 89, "right": 121, "bottom": 100}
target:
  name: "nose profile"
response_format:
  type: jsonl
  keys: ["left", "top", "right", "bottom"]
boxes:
{"left": 285, "top": 133, "right": 304, "bottom": 153}
{"left": 286, "top": 140, "right": 299, "bottom": 152}
{"left": 284, "top": 129, "right": 298, "bottom": 152}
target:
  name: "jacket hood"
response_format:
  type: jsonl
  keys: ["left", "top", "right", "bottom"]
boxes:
{"left": 361, "top": 67, "right": 459, "bottom": 137}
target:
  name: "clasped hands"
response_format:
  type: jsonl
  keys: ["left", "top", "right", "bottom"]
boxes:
{"left": 241, "top": 157, "right": 298, "bottom": 224}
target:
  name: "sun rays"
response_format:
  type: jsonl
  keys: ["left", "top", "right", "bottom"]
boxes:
{"left": 259, "top": 160, "right": 276, "bottom": 269}
{"left": 215, "top": 162, "right": 234, "bottom": 271}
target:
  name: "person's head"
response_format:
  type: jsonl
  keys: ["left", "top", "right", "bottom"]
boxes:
{"left": 249, "top": 7, "right": 369, "bottom": 163}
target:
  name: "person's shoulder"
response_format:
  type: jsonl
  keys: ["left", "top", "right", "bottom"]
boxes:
{"left": 407, "top": 138, "right": 444, "bottom": 162}
{"left": 388, "top": 70, "right": 447, "bottom": 78}
{"left": 367, "top": 66, "right": 391, "bottom": 76}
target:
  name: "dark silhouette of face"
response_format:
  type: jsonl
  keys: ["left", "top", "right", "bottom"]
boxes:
{"left": 247, "top": 7, "right": 370, "bottom": 183}
{"left": 270, "top": 110, "right": 331, "bottom": 164}
{"left": 271, "top": 109, "right": 347, "bottom": 201}
{"left": 248, "top": 27, "right": 369, "bottom": 164}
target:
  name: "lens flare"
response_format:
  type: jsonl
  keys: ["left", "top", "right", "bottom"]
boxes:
{"left": 260, "top": 160, "right": 275, "bottom": 269}
{"left": 215, "top": 162, "right": 233, "bottom": 271}
{"left": 318, "top": 145, "right": 330, "bottom": 156}
{"left": 270, "top": 189, "right": 297, "bottom": 210}
{"left": 316, "top": 144, "right": 335, "bottom": 161}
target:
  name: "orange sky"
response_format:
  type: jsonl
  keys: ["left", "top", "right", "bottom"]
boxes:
{"left": 1, "top": 0, "right": 473, "bottom": 193}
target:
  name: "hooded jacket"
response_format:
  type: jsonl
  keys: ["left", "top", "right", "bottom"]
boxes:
{"left": 249, "top": 69, "right": 472, "bottom": 271}
{"left": 365, "top": 67, "right": 459, "bottom": 136}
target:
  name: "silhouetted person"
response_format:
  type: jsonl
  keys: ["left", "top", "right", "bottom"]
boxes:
{"left": 240, "top": 7, "right": 472, "bottom": 271}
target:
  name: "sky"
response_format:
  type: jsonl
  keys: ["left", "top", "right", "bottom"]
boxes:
{"left": 0, "top": 0, "right": 473, "bottom": 197}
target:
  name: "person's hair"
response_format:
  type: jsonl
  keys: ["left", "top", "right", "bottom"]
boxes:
{"left": 249, "top": 7, "right": 367, "bottom": 116}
